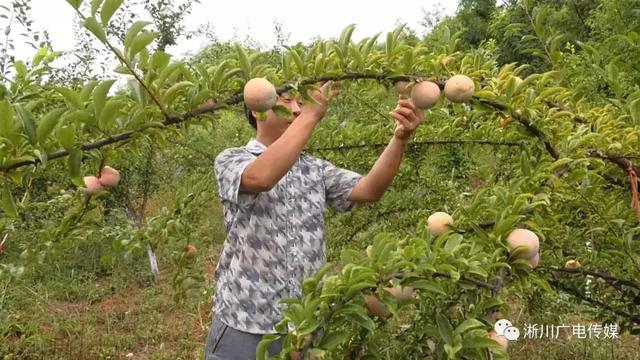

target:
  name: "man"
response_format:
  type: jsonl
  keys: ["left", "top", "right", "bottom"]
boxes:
{"left": 205, "top": 81, "right": 424, "bottom": 359}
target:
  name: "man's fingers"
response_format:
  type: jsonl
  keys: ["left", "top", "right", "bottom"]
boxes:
{"left": 389, "top": 111, "right": 412, "bottom": 129}
{"left": 398, "top": 98, "right": 417, "bottom": 111}
{"left": 394, "top": 106, "right": 415, "bottom": 118}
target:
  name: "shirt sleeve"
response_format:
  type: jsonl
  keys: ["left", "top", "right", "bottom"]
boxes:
{"left": 319, "top": 158, "right": 363, "bottom": 212}
{"left": 214, "top": 148, "right": 259, "bottom": 208}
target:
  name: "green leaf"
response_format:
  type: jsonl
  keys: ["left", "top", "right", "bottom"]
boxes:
{"left": 100, "top": 0, "right": 123, "bottom": 25}
{"left": 124, "top": 20, "right": 152, "bottom": 49}
{"left": 455, "top": 319, "right": 485, "bottom": 335}
{"left": 57, "top": 125, "right": 75, "bottom": 150}
{"left": 1, "top": 180, "right": 18, "bottom": 218}
{"left": 162, "top": 81, "right": 193, "bottom": 105}
{"left": 406, "top": 279, "right": 446, "bottom": 295}
{"left": 93, "top": 80, "right": 116, "bottom": 119}
{"left": 14, "top": 104, "right": 37, "bottom": 145}
{"left": 66, "top": 109, "right": 94, "bottom": 126}
{"left": 344, "top": 282, "right": 377, "bottom": 299}
{"left": 255, "top": 334, "right": 280, "bottom": 360}
{"left": 129, "top": 32, "right": 157, "bottom": 60}
{"left": 462, "top": 335, "right": 504, "bottom": 350}
{"left": 0, "top": 100, "right": 15, "bottom": 136}
{"left": 13, "top": 60, "right": 27, "bottom": 77}
{"left": 99, "top": 99, "right": 126, "bottom": 129}
{"left": 91, "top": 0, "right": 105, "bottom": 16}
{"left": 65, "top": 0, "right": 83, "bottom": 9}
{"left": 56, "top": 88, "right": 84, "bottom": 109}
{"left": 630, "top": 98, "right": 640, "bottom": 125}
{"left": 436, "top": 313, "right": 454, "bottom": 344}
{"left": 150, "top": 50, "right": 171, "bottom": 71}
{"left": 344, "top": 311, "right": 375, "bottom": 331}
{"left": 83, "top": 17, "right": 107, "bottom": 43}
{"left": 319, "top": 330, "right": 349, "bottom": 350}
{"left": 444, "top": 234, "right": 464, "bottom": 254}
{"left": 235, "top": 43, "right": 252, "bottom": 79}
{"left": 80, "top": 81, "right": 99, "bottom": 102}
{"left": 68, "top": 148, "right": 82, "bottom": 184}
{"left": 272, "top": 104, "right": 292, "bottom": 118}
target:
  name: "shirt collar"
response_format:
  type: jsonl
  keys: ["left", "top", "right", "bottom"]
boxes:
{"left": 245, "top": 138, "right": 267, "bottom": 155}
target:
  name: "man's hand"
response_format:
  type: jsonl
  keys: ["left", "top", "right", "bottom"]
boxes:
{"left": 301, "top": 81, "right": 340, "bottom": 121}
{"left": 388, "top": 95, "right": 424, "bottom": 141}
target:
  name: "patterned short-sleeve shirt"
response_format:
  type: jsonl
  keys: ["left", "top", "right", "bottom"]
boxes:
{"left": 213, "top": 138, "right": 363, "bottom": 334}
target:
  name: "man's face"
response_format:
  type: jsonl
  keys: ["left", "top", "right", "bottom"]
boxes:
{"left": 255, "top": 91, "right": 303, "bottom": 137}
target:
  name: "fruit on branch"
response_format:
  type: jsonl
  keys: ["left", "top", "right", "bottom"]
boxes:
{"left": 185, "top": 244, "right": 197, "bottom": 258}
{"left": 506, "top": 228, "right": 540, "bottom": 259}
{"left": 410, "top": 81, "right": 441, "bottom": 109}
{"left": 444, "top": 75, "right": 475, "bottom": 103}
{"left": 394, "top": 81, "right": 410, "bottom": 95}
{"left": 527, "top": 253, "right": 540, "bottom": 268}
{"left": 427, "top": 212, "right": 453, "bottom": 236}
{"left": 564, "top": 259, "right": 581, "bottom": 271}
{"left": 488, "top": 330, "right": 508, "bottom": 350}
{"left": 243, "top": 77, "right": 278, "bottom": 112}
{"left": 364, "top": 294, "right": 391, "bottom": 317}
{"left": 383, "top": 285, "right": 414, "bottom": 300}
{"left": 98, "top": 166, "right": 120, "bottom": 187}
{"left": 82, "top": 176, "right": 103, "bottom": 196}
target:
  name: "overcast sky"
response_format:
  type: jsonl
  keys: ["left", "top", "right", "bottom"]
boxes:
{"left": 9, "top": 0, "right": 458, "bottom": 62}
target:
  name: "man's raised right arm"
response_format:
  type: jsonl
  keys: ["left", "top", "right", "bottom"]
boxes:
{"left": 241, "top": 82, "right": 338, "bottom": 192}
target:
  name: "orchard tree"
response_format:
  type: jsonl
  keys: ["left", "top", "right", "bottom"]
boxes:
{"left": 0, "top": 0, "right": 639, "bottom": 359}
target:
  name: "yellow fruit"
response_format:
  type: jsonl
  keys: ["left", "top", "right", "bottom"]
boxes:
{"left": 527, "top": 253, "right": 540, "bottom": 268}
{"left": 506, "top": 229, "right": 540, "bottom": 259}
{"left": 394, "top": 81, "right": 410, "bottom": 95}
{"left": 410, "top": 81, "right": 441, "bottom": 109}
{"left": 444, "top": 75, "right": 475, "bottom": 103}
{"left": 489, "top": 330, "right": 508, "bottom": 350}
{"left": 383, "top": 285, "right": 414, "bottom": 301}
{"left": 82, "top": 176, "right": 103, "bottom": 196}
{"left": 364, "top": 294, "right": 390, "bottom": 317}
{"left": 243, "top": 78, "right": 278, "bottom": 112}
{"left": 427, "top": 212, "right": 453, "bottom": 236}
{"left": 99, "top": 166, "right": 120, "bottom": 187}
{"left": 564, "top": 259, "right": 581, "bottom": 271}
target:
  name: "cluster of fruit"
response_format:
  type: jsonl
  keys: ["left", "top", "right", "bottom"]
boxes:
{"left": 241, "top": 74, "right": 476, "bottom": 113}
{"left": 82, "top": 166, "right": 120, "bottom": 196}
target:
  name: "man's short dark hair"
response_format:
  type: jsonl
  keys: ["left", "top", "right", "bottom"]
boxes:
{"left": 244, "top": 103, "right": 257, "bottom": 129}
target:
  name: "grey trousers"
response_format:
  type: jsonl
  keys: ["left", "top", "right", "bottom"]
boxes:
{"left": 204, "top": 314, "right": 284, "bottom": 360}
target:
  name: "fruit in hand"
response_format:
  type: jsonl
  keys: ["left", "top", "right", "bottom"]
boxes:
{"left": 410, "top": 81, "right": 441, "bottom": 109}
{"left": 82, "top": 176, "right": 103, "bottom": 196}
{"left": 506, "top": 229, "right": 539, "bottom": 259}
{"left": 243, "top": 77, "right": 278, "bottom": 112}
{"left": 444, "top": 75, "right": 475, "bottom": 103}
{"left": 99, "top": 166, "right": 120, "bottom": 187}
{"left": 427, "top": 212, "right": 453, "bottom": 236}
